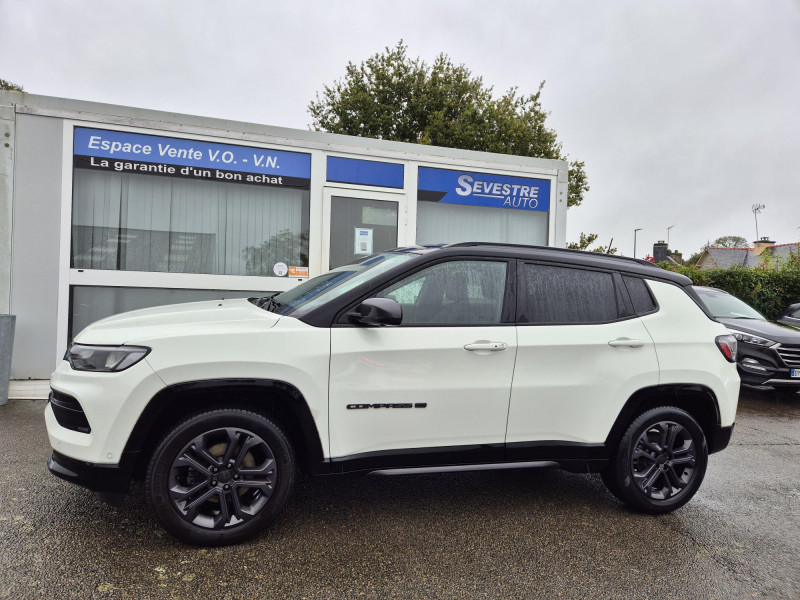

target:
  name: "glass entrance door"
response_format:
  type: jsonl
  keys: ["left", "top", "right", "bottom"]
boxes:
{"left": 324, "top": 190, "right": 405, "bottom": 270}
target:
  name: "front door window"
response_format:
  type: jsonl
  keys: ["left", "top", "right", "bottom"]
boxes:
{"left": 376, "top": 260, "right": 507, "bottom": 324}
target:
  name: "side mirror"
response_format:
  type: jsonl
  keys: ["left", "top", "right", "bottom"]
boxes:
{"left": 348, "top": 298, "right": 402, "bottom": 326}
{"left": 777, "top": 303, "right": 800, "bottom": 328}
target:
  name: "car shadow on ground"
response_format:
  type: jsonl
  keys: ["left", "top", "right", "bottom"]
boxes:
{"left": 91, "top": 465, "right": 620, "bottom": 548}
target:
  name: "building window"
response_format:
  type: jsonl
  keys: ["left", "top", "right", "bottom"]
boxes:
{"left": 71, "top": 170, "right": 309, "bottom": 276}
{"left": 69, "top": 286, "right": 271, "bottom": 340}
{"left": 416, "top": 201, "right": 548, "bottom": 246}
{"left": 70, "top": 127, "right": 312, "bottom": 277}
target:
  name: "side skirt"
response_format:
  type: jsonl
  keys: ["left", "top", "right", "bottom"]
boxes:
{"left": 324, "top": 442, "right": 609, "bottom": 476}
{"left": 369, "top": 461, "right": 559, "bottom": 476}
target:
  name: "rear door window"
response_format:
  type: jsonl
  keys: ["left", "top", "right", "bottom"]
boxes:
{"left": 518, "top": 263, "right": 628, "bottom": 324}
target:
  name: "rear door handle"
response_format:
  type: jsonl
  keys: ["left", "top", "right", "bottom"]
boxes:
{"left": 464, "top": 342, "right": 508, "bottom": 352}
{"left": 608, "top": 338, "right": 644, "bottom": 348}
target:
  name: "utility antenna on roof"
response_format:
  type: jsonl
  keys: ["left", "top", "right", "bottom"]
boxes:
{"left": 752, "top": 204, "right": 765, "bottom": 240}
{"left": 606, "top": 238, "right": 613, "bottom": 254}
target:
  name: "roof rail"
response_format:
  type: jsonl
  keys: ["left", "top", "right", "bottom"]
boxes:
{"left": 444, "top": 241, "right": 662, "bottom": 268}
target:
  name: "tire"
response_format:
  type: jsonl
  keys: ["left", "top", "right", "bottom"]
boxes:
{"left": 145, "top": 408, "right": 295, "bottom": 546}
{"left": 602, "top": 406, "right": 708, "bottom": 514}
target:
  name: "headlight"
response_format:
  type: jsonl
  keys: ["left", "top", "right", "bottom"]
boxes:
{"left": 65, "top": 344, "right": 150, "bottom": 372}
{"left": 727, "top": 329, "right": 776, "bottom": 348}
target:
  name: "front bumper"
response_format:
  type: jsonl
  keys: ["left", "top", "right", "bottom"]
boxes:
{"left": 47, "top": 450, "right": 137, "bottom": 506}
{"left": 47, "top": 359, "right": 165, "bottom": 464}
{"left": 736, "top": 345, "right": 800, "bottom": 388}
{"left": 738, "top": 366, "right": 800, "bottom": 387}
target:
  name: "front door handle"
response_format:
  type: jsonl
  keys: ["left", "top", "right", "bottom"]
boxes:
{"left": 464, "top": 342, "right": 508, "bottom": 352}
{"left": 608, "top": 338, "right": 644, "bottom": 348}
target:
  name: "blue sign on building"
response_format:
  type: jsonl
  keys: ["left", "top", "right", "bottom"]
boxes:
{"left": 418, "top": 167, "right": 550, "bottom": 212}
{"left": 327, "top": 157, "right": 404, "bottom": 188}
{"left": 73, "top": 127, "right": 311, "bottom": 187}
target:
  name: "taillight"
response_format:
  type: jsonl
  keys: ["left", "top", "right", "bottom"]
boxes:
{"left": 715, "top": 334, "right": 738, "bottom": 363}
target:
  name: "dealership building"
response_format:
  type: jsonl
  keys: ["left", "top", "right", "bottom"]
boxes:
{"left": 0, "top": 90, "right": 568, "bottom": 388}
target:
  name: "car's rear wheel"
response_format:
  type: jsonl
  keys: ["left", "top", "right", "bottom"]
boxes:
{"left": 145, "top": 409, "right": 295, "bottom": 546}
{"left": 602, "top": 406, "right": 708, "bottom": 514}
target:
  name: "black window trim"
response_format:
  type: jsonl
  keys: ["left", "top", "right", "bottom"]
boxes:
{"left": 332, "top": 255, "right": 517, "bottom": 328}
{"left": 515, "top": 260, "right": 637, "bottom": 326}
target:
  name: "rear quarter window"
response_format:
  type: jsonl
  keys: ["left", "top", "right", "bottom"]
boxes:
{"left": 623, "top": 276, "right": 658, "bottom": 314}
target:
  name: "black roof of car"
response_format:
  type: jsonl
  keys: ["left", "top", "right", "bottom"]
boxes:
{"left": 390, "top": 242, "right": 692, "bottom": 286}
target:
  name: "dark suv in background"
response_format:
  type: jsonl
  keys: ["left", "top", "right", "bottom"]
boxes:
{"left": 693, "top": 286, "right": 800, "bottom": 395}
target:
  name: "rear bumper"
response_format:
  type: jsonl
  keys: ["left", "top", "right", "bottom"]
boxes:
{"left": 47, "top": 450, "right": 136, "bottom": 506}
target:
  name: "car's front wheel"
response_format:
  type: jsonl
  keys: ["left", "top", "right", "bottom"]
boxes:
{"left": 602, "top": 406, "right": 708, "bottom": 514}
{"left": 145, "top": 408, "right": 295, "bottom": 546}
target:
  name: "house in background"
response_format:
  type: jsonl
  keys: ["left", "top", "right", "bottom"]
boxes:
{"left": 695, "top": 237, "right": 799, "bottom": 270}
{"left": 651, "top": 241, "right": 683, "bottom": 264}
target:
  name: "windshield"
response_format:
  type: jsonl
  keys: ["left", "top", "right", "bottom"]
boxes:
{"left": 693, "top": 287, "right": 765, "bottom": 320}
{"left": 253, "top": 252, "right": 413, "bottom": 317}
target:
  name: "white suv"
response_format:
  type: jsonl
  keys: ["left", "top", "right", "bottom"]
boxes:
{"left": 46, "top": 243, "right": 740, "bottom": 545}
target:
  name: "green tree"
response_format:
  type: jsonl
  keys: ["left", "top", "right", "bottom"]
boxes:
{"left": 0, "top": 78, "right": 23, "bottom": 91}
{"left": 684, "top": 252, "right": 702, "bottom": 267}
{"left": 712, "top": 235, "right": 750, "bottom": 248}
{"left": 566, "top": 232, "right": 617, "bottom": 254}
{"left": 309, "top": 41, "right": 589, "bottom": 208}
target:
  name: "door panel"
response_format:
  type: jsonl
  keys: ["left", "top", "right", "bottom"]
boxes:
{"left": 329, "top": 326, "right": 517, "bottom": 458}
{"left": 507, "top": 319, "right": 659, "bottom": 445}
{"left": 507, "top": 262, "right": 660, "bottom": 446}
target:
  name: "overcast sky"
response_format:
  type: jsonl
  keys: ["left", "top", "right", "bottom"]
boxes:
{"left": 2, "top": 0, "right": 799, "bottom": 258}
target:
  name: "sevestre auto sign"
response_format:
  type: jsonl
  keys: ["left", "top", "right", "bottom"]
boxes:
{"left": 73, "top": 127, "right": 312, "bottom": 188}
{"left": 418, "top": 167, "right": 550, "bottom": 212}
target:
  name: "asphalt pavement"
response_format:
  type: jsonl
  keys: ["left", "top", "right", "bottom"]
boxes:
{"left": 1, "top": 388, "right": 798, "bottom": 599}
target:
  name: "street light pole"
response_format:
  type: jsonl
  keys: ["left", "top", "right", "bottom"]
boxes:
{"left": 667, "top": 225, "right": 675, "bottom": 247}
{"left": 633, "top": 228, "right": 643, "bottom": 258}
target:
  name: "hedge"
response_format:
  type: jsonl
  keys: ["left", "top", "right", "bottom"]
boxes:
{"left": 659, "top": 252, "right": 800, "bottom": 321}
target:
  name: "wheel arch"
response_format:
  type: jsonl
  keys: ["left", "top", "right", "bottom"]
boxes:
{"left": 127, "top": 378, "right": 328, "bottom": 479}
{"left": 606, "top": 384, "right": 726, "bottom": 455}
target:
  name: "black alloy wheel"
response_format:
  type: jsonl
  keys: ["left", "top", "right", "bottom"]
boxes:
{"left": 146, "top": 409, "right": 295, "bottom": 546}
{"left": 602, "top": 406, "right": 708, "bottom": 514}
{"left": 630, "top": 420, "right": 697, "bottom": 500}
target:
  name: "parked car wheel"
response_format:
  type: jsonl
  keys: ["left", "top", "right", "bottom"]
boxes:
{"left": 602, "top": 406, "right": 708, "bottom": 514}
{"left": 145, "top": 409, "right": 295, "bottom": 546}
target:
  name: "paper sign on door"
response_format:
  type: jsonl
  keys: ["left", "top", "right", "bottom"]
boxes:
{"left": 354, "top": 227, "right": 373, "bottom": 255}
